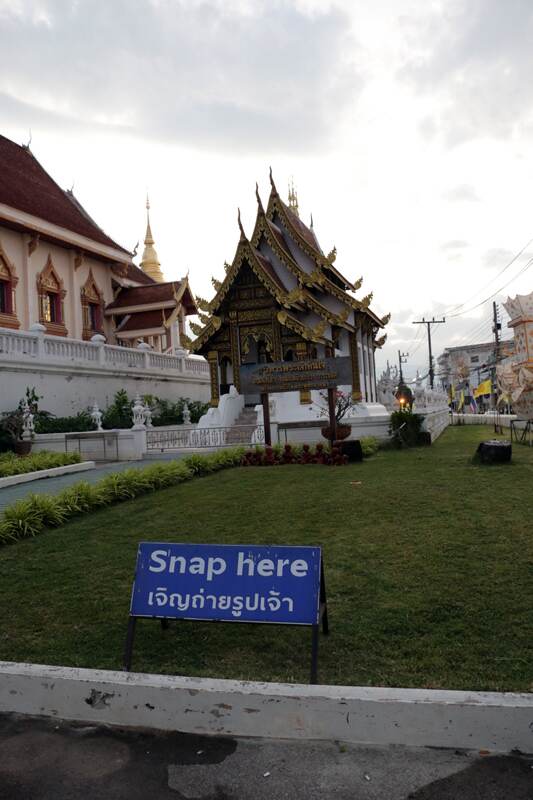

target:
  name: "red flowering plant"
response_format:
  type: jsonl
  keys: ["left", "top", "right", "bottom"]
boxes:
{"left": 240, "top": 442, "right": 347, "bottom": 467}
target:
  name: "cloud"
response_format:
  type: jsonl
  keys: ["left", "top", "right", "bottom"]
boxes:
{"left": 401, "top": 0, "right": 533, "bottom": 145}
{"left": 483, "top": 247, "right": 515, "bottom": 269}
{"left": 441, "top": 239, "right": 470, "bottom": 251}
{"left": 444, "top": 185, "right": 480, "bottom": 202}
{"left": 0, "top": 0, "right": 361, "bottom": 153}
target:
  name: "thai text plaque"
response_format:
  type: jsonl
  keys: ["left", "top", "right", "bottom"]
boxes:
{"left": 239, "top": 356, "right": 352, "bottom": 395}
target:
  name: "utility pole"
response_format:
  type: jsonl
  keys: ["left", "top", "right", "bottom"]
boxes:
{"left": 398, "top": 350, "right": 409, "bottom": 383}
{"left": 491, "top": 301, "right": 501, "bottom": 410}
{"left": 412, "top": 317, "right": 446, "bottom": 389}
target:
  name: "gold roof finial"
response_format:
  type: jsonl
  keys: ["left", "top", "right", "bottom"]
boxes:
{"left": 288, "top": 178, "right": 299, "bottom": 217}
{"left": 140, "top": 194, "right": 164, "bottom": 283}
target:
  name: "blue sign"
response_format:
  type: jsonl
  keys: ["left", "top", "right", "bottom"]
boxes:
{"left": 130, "top": 543, "right": 322, "bottom": 626}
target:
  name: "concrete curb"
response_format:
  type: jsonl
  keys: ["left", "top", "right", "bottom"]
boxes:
{"left": 1, "top": 662, "right": 532, "bottom": 752}
{"left": 0, "top": 461, "right": 95, "bottom": 489}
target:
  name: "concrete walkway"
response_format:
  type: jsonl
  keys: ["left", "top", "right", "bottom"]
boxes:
{"left": 0, "top": 453, "right": 187, "bottom": 513}
{"left": 0, "top": 714, "right": 531, "bottom": 800}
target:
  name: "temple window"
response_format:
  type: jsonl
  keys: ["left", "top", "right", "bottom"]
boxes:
{"left": 0, "top": 246, "right": 20, "bottom": 329}
{"left": 0, "top": 279, "right": 8, "bottom": 313}
{"left": 42, "top": 291, "right": 60, "bottom": 323}
{"left": 37, "top": 255, "right": 67, "bottom": 335}
{"left": 81, "top": 268, "right": 104, "bottom": 340}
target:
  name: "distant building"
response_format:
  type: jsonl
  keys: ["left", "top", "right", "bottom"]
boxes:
{"left": 437, "top": 339, "right": 514, "bottom": 398}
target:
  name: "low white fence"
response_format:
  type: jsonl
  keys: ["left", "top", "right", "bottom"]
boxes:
{"left": 146, "top": 425, "right": 265, "bottom": 451}
{"left": 0, "top": 326, "right": 209, "bottom": 377}
{"left": 450, "top": 413, "right": 516, "bottom": 427}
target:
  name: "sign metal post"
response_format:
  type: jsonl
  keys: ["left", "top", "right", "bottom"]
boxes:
{"left": 261, "top": 392, "right": 272, "bottom": 446}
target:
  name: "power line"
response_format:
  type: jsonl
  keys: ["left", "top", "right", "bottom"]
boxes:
{"left": 448, "top": 256, "right": 533, "bottom": 318}
{"left": 443, "top": 235, "right": 533, "bottom": 316}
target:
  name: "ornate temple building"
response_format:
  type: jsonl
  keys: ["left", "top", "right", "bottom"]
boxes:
{"left": 0, "top": 134, "right": 196, "bottom": 353}
{"left": 191, "top": 171, "right": 389, "bottom": 417}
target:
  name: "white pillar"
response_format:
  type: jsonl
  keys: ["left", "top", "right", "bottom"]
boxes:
{"left": 356, "top": 328, "right": 366, "bottom": 401}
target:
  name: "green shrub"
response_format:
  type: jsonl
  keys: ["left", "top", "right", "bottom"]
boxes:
{"left": 0, "top": 499, "right": 45, "bottom": 541}
{"left": 102, "top": 390, "right": 132, "bottom": 430}
{"left": 34, "top": 411, "right": 96, "bottom": 434}
{"left": 0, "top": 451, "right": 81, "bottom": 478}
{"left": 389, "top": 410, "right": 424, "bottom": 448}
{"left": 0, "top": 447, "right": 246, "bottom": 547}
{"left": 360, "top": 437, "right": 379, "bottom": 458}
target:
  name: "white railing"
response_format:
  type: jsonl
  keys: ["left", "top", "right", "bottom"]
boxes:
{"left": 104, "top": 344, "right": 146, "bottom": 369}
{"left": 0, "top": 326, "right": 209, "bottom": 378}
{"left": 146, "top": 425, "right": 264, "bottom": 450}
{"left": 149, "top": 352, "right": 182, "bottom": 370}
{"left": 0, "top": 329, "right": 38, "bottom": 357}
{"left": 44, "top": 337, "right": 99, "bottom": 362}
{"left": 185, "top": 357, "right": 209, "bottom": 375}
{"left": 450, "top": 413, "right": 516, "bottom": 426}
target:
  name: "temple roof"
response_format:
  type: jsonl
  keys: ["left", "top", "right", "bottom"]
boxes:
{"left": 116, "top": 309, "right": 167, "bottom": 333}
{"left": 0, "top": 134, "right": 130, "bottom": 256}
{"left": 121, "top": 262, "right": 157, "bottom": 285}
{"left": 106, "top": 278, "right": 197, "bottom": 314}
{"left": 190, "top": 173, "right": 388, "bottom": 353}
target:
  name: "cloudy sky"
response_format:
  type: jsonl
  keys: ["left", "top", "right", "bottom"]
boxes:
{"left": 2, "top": 0, "right": 533, "bottom": 379}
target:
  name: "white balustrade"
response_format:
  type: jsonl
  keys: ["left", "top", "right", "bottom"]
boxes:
{"left": 0, "top": 329, "right": 38, "bottom": 357}
{"left": 185, "top": 357, "right": 210, "bottom": 375}
{"left": 0, "top": 325, "right": 209, "bottom": 378}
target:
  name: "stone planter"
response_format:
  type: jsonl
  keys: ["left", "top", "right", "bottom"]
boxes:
{"left": 13, "top": 440, "right": 32, "bottom": 456}
{"left": 321, "top": 424, "right": 351, "bottom": 441}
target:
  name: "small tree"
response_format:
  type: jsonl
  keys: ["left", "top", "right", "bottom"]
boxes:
{"left": 310, "top": 389, "right": 357, "bottom": 423}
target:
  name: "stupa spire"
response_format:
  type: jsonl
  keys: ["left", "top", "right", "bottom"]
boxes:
{"left": 288, "top": 178, "right": 299, "bottom": 217}
{"left": 140, "top": 194, "right": 164, "bottom": 283}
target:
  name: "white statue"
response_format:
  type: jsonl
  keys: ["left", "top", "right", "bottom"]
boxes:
{"left": 21, "top": 397, "right": 34, "bottom": 441}
{"left": 132, "top": 392, "right": 146, "bottom": 429}
{"left": 496, "top": 292, "right": 533, "bottom": 417}
{"left": 144, "top": 402, "right": 153, "bottom": 428}
{"left": 377, "top": 362, "right": 397, "bottom": 410}
{"left": 182, "top": 402, "right": 191, "bottom": 425}
{"left": 90, "top": 402, "right": 103, "bottom": 432}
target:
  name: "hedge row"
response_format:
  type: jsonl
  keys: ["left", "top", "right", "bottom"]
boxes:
{"left": 0, "top": 448, "right": 245, "bottom": 546}
{"left": 0, "top": 451, "right": 82, "bottom": 478}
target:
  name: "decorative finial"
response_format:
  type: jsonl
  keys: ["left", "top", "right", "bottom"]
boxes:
{"left": 310, "top": 213, "right": 314, "bottom": 229}
{"left": 255, "top": 182, "right": 264, "bottom": 211}
{"left": 269, "top": 166, "right": 277, "bottom": 192}
{"left": 132, "top": 241, "right": 139, "bottom": 258}
{"left": 25, "top": 129, "right": 32, "bottom": 149}
{"left": 237, "top": 208, "right": 246, "bottom": 239}
{"left": 140, "top": 195, "right": 164, "bottom": 282}
{"left": 288, "top": 178, "right": 299, "bottom": 217}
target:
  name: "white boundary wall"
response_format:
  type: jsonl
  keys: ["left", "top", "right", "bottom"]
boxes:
{"left": 1, "top": 662, "right": 532, "bottom": 753}
{"left": 0, "top": 327, "right": 210, "bottom": 415}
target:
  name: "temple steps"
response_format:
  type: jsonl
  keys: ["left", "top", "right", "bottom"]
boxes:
{"left": 226, "top": 407, "right": 258, "bottom": 444}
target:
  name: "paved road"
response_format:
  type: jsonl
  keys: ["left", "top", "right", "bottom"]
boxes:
{"left": 0, "top": 454, "right": 187, "bottom": 513}
{"left": 0, "top": 714, "right": 531, "bottom": 799}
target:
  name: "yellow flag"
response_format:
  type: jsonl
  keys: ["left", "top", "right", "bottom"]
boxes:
{"left": 458, "top": 390, "right": 465, "bottom": 411}
{"left": 449, "top": 383, "right": 456, "bottom": 400}
{"left": 474, "top": 379, "right": 492, "bottom": 398}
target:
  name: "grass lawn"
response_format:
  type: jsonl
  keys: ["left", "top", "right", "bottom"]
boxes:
{"left": 0, "top": 426, "right": 532, "bottom": 691}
